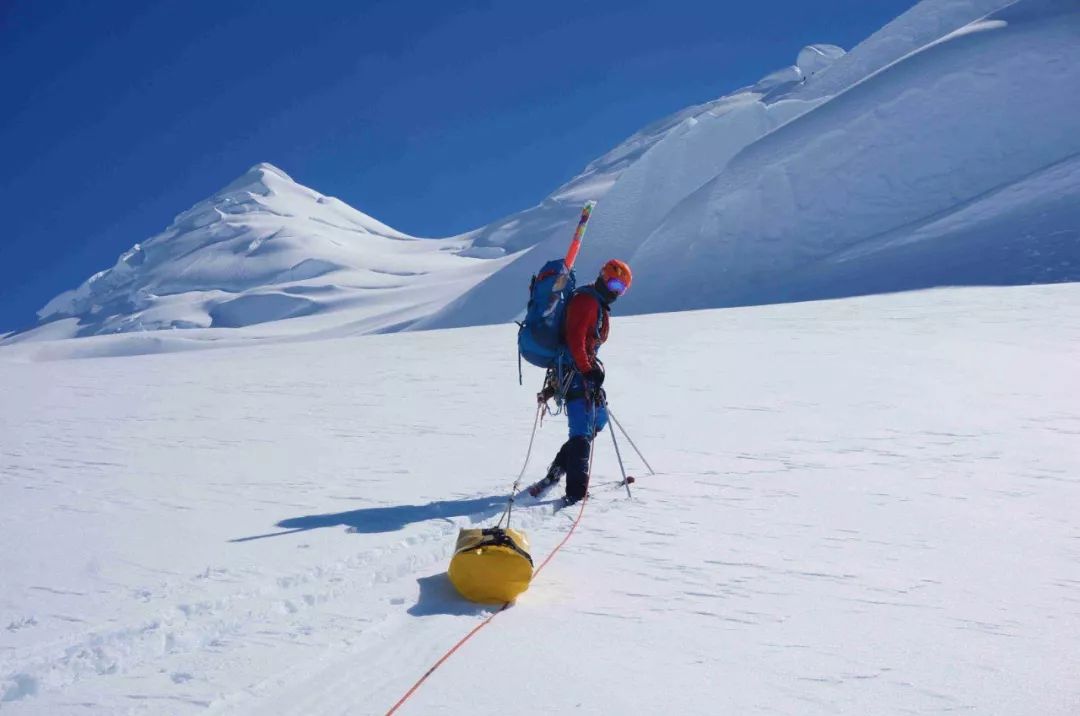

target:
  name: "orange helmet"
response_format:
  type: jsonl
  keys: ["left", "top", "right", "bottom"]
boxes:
{"left": 600, "top": 259, "right": 632, "bottom": 295}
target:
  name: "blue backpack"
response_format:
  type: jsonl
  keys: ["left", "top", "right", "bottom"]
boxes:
{"left": 517, "top": 259, "right": 576, "bottom": 375}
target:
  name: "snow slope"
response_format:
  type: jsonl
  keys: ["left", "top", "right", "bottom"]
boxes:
{"left": 616, "top": 0, "right": 1080, "bottom": 314}
{"left": 783, "top": 0, "right": 1014, "bottom": 102}
{"left": 2, "top": 284, "right": 1079, "bottom": 714}
{"left": 422, "top": 0, "right": 1080, "bottom": 328}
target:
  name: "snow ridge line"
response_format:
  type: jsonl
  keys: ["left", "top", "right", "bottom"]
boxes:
{"left": 384, "top": 497, "right": 589, "bottom": 716}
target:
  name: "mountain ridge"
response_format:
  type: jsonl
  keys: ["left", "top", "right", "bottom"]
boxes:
{"left": 6, "top": 0, "right": 1078, "bottom": 349}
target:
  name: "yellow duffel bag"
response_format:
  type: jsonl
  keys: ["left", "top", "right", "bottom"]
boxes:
{"left": 448, "top": 527, "right": 534, "bottom": 604}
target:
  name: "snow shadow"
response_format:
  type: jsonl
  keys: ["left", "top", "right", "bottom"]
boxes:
{"left": 229, "top": 495, "right": 507, "bottom": 543}
{"left": 408, "top": 573, "right": 497, "bottom": 617}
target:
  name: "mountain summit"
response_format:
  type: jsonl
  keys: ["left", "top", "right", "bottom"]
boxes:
{"left": 29, "top": 163, "right": 500, "bottom": 338}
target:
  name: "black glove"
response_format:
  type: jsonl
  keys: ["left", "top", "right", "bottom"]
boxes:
{"left": 584, "top": 367, "right": 605, "bottom": 390}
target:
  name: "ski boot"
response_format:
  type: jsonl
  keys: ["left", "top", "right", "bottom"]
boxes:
{"left": 527, "top": 464, "right": 564, "bottom": 498}
{"left": 559, "top": 491, "right": 589, "bottom": 508}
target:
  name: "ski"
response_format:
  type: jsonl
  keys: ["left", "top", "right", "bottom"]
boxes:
{"left": 564, "top": 200, "right": 596, "bottom": 271}
{"left": 552, "top": 200, "right": 597, "bottom": 292}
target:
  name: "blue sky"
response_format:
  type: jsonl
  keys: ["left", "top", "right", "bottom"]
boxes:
{"left": 0, "top": 0, "right": 914, "bottom": 332}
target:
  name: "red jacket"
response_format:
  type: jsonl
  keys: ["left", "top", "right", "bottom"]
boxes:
{"left": 564, "top": 291, "right": 609, "bottom": 373}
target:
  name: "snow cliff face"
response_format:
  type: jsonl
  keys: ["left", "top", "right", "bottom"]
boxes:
{"left": 611, "top": 0, "right": 1080, "bottom": 314}
{"left": 10, "top": 0, "right": 1079, "bottom": 344}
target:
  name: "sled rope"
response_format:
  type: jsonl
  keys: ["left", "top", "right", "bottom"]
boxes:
{"left": 384, "top": 496, "right": 588, "bottom": 716}
{"left": 531, "top": 491, "right": 588, "bottom": 577}
{"left": 385, "top": 427, "right": 598, "bottom": 716}
{"left": 383, "top": 601, "right": 509, "bottom": 716}
{"left": 497, "top": 403, "right": 544, "bottom": 529}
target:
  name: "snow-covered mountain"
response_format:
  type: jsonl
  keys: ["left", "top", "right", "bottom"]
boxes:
{"left": 4, "top": 132, "right": 647, "bottom": 343}
{"left": 423, "top": 0, "right": 1080, "bottom": 328}
{"left": 5, "top": 0, "right": 1079, "bottom": 350}
{"left": 21, "top": 164, "right": 506, "bottom": 340}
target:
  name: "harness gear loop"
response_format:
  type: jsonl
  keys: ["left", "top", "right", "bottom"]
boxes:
{"left": 536, "top": 355, "right": 577, "bottom": 419}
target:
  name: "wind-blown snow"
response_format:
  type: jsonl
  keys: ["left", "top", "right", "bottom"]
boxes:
{"left": 424, "top": 0, "right": 1080, "bottom": 328}
{"left": 612, "top": 0, "right": 1080, "bottom": 315}
{"left": 795, "top": 44, "right": 846, "bottom": 78}
{"left": 10, "top": 0, "right": 1076, "bottom": 346}
{"left": 1, "top": 285, "right": 1078, "bottom": 713}
{"left": 784, "top": 0, "right": 1019, "bottom": 102}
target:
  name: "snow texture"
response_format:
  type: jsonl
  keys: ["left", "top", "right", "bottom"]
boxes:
{"left": 1, "top": 284, "right": 1079, "bottom": 714}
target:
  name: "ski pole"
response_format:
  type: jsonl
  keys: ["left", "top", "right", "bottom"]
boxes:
{"left": 607, "top": 409, "right": 655, "bottom": 476}
{"left": 600, "top": 395, "right": 632, "bottom": 498}
{"left": 608, "top": 413, "right": 633, "bottom": 499}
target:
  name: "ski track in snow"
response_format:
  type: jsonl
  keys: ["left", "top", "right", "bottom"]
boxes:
{"left": 2, "top": 285, "right": 1079, "bottom": 714}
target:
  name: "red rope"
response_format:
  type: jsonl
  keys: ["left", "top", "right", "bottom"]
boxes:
{"left": 384, "top": 497, "right": 588, "bottom": 716}
{"left": 532, "top": 496, "right": 587, "bottom": 578}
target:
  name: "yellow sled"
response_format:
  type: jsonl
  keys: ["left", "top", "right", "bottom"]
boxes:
{"left": 448, "top": 527, "right": 534, "bottom": 604}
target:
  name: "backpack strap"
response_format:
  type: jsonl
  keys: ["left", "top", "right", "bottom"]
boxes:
{"left": 573, "top": 285, "right": 608, "bottom": 341}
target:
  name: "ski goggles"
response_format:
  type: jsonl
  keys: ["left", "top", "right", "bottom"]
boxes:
{"left": 605, "top": 277, "right": 628, "bottom": 295}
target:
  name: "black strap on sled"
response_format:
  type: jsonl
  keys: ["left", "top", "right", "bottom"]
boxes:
{"left": 464, "top": 527, "right": 534, "bottom": 566}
